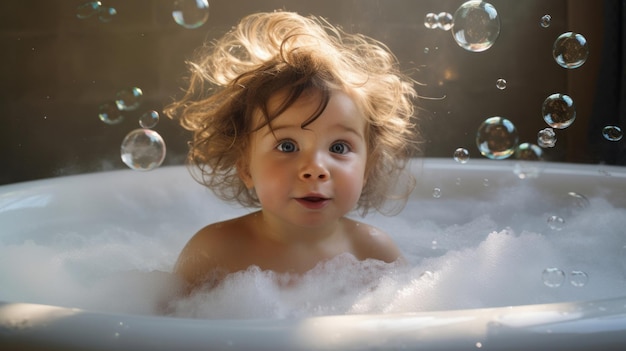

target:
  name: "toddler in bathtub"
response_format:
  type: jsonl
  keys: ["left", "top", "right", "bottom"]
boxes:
{"left": 164, "top": 11, "right": 419, "bottom": 292}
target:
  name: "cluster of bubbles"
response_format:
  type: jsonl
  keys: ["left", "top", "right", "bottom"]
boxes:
{"left": 97, "top": 87, "right": 166, "bottom": 171}
{"left": 172, "top": 0, "right": 210, "bottom": 29}
{"left": 542, "top": 268, "right": 589, "bottom": 288}
{"left": 423, "top": 12, "right": 454, "bottom": 31}
{"left": 76, "top": 1, "right": 117, "bottom": 22}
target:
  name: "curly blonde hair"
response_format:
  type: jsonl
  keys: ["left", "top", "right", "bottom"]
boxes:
{"left": 164, "top": 11, "right": 419, "bottom": 215}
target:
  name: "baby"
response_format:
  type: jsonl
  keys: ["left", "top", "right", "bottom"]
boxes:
{"left": 164, "top": 11, "right": 419, "bottom": 291}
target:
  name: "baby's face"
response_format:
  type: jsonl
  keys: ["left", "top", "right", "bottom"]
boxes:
{"left": 240, "top": 89, "right": 368, "bottom": 229}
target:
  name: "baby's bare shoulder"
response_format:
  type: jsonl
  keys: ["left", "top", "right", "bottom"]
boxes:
{"left": 344, "top": 218, "right": 403, "bottom": 263}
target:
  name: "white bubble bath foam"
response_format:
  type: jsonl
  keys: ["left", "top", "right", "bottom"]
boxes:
{"left": 1, "top": 159, "right": 625, "bottom": 350}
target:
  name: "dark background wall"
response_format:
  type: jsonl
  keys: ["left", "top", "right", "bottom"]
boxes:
{"left": 0, "top": 0, "right": 615, "bottom": 185}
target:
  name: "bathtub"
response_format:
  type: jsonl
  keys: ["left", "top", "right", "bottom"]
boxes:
{"left": 1, "top": 158, "right": 626, "bottom": 350}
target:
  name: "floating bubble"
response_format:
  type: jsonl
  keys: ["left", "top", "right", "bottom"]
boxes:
{"left": 115, "top": 87, "right": 143, "bottom": 111}
{"left": 569, "top": 271, "right": 588, "bottom": 287}
{"left": 76, "top": 1, "right": 102, "bottom": 19}
{"left": 172, "top": 0, "right": 209, "bottom": 29}
{"left": 432, "top": 188, "right": 442, "bottom": 198}
{"left": 98, "top": 101, "right": 123, "bottom": 125}
{"left": 424, "top": 13, "right": 439, "bottom": 29}
{"left": 542, "top": 268, "right": 565, "bottom": 287}
{"left": 453, "top": 147, "right": 470, "bottom": 163}
{"left": 437, "top": 12, "right": 454, "bottom": 31}
{"left": 139, "top": 110, "right": 160, "bottom": 129}
{"left": 495, "top": 78, "right": 507, "bottom": 90}
{"left": 566, "top": 192, "right": 590, "bottom": 210}
{"left": 553, "top": 32, "right": 588, "bottom": 69}
{"left": 515, "top": 143, "right": 543, "bottom": 161}
{"left": 602, "top": 125, "right": 623, "bottom": 142}
{"left": 476, "top": 117, "right": 518, "bottom": 160}
{"left": 482, "top": 178, "right": 489, "bottom": 187}
{"left": 542, "top": 93, "right": 576, "bottom": 129}
{"left": 452, "top": 0, "right": 500, "bottom": 52}
{"left": 121, "top": 129, "right": 166, "bottom": 171}
{"left": 98, "top": 6, "right": 117, "bottom": 22}
{"left": 547, "top": 215, "right": 565, "bottom": 231}
{"left": 540, "top": 14, "right": 551, "bottom": 28}
{"left": 537, "top": 128, "right": 557, "bottom": 148}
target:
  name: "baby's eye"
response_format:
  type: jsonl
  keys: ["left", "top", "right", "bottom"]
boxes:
{"left": 276, "top": 140, "right": 298, "bottom": 153}
{"left": 329, "top": 142, "right": 350, "bottom": 154}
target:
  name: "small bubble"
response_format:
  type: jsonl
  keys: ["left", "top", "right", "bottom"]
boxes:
{"left": 453, "top": 147, "right": 470, "bottom": 163}
{"left": 542, "top": 93, "right": 576, "bottom": 129}
{"left": 537, "top": 128, "right": 557, "bottom": 148}
{"left": 553, "top": 32, "right": 588, "bottom": 69}
{"left": 424, "top": 13, "right": 439, "bottom": 29}
{"left": 98, "top": 6, "right": 117, "bottom": 22}
{"left": 495, "top": 78, "right": 507, "bottom": 90}
{"left": 483, "top": 178, "right": 489, "bottom": 187}
{"left": 115, "top": 87, "right": 143, "bottom": 111}
{"left": 121, "top": 129, "right": 166, "bottom": 171}
{"left": 420, "top": 271, "right": 435, "bottom": 280}
{"left": 476, "top": 116, "right": 519, "bottom": 160}
{"left": 139, "top": 110, "right": 159, "bottom": 129}
{"left": 437, "top": 12, "right": 454, "bottom": 31}
{"left": 423, "top": 47, "right": 430, "bottom": 54}
{"left": 513, "top": 162, "right": 541, "bottom": 179}
{"left": 475, "top": 342, "right": 483, "bottom": 349}
{"left": 515, "top": 143, "right": 543, "bottom": 161}
{"left": 455, "top": 177, "right": 462, "bottom": 186}
{"left": 602, "top": 125, "right": 623, "bottom": 141}
{"left": 567, "top": 192, "right": 590, "bottom": 209}
{"left": 569, "top": 271, "right": 588, "bottom": 287}
{"left": 76, "top": 1, "right": 102, "bottom": 19}
{"left": 452, "top": 0, "right": 501, "bottom": 52}
{"left": 98, "top": 101, "right": 123, "bottom": 125}
{"left": 172, "top": 0, "right": 209, "bottom": 29}
{"left": 432, "top": 188, "right": 442, "bottom": 198}
{"left": 542, "top": 267, "right": 565, "bottom": 287}
{"left": 547, "top": 215, "right": 565, "bottom": 231}
{"left": 540, "top": 14, "right": 551, "bottom": 28}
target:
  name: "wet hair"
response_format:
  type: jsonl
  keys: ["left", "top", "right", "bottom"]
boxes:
{"left": 164, "top": 11, "right": 420, "bottom": 215}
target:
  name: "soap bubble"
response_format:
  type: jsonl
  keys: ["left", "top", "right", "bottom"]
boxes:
{"left": 121, "top": 129, "right": 166, "bottom": 171}
{"left": 432, "top": 188, "right": 442, "bottom": 198}
{"left": 553, "top": 32, "right": 588, "bottom": 69}
{"left": 537, "top": 128, "right": 557, "bottom": 148}
{"left": 515, "top": 143, "right": 543, "bottom": 161}
{"left": 547, "top": 215, "right": 565, "bottom": 231}
{"left": 139, "top": 110, "right": 160, "bottom": 129}
{"left": 542, "top": 268, "right": 565, "bottom": 287}
{"left": 513, "top": 162, "right": 541, "bottom": 180}
{"left": 98, "top": 101, "right": 123, "bottom": 125}
{"left": 452, "top": 0, "right": 500, "bottom": 52}
{"left": 540, "top": 14, "right": 551, "bottom": 28}
{"left": 172, "top": 0, "right": 209, "bottom": 29}
{"left": 437, "top": 12, "right": 454, "bottom": 31}
{"left": 424, "top": 13, "right": 439, "bottom": 29}
{"left": 569, "top": 271, "right": 588, "bottom": 287}
{"left": 542, "top": 93, "right": 576, "bottom": 129}
{"left": 476, "top": 117, "right": 518, "bottom": 160}
{"left": 453, "top": 147, "right": 470, "bottom": 163}
{"left": 566, "top": 192, "right": 590, "bottom": 210}
{"left": 98, "top": 6, "right": 117, "bottom": 22}
{"left": 76, "top": 1, "right": 102, "bottom": 19}
{"left": 495, "top": 78, "right": 507, "bottom": 90}
{"left": 115, "top": 87, "right": 143, "bottom": 111}
{"left": 602, "top": 125, "right": 623, "bottom": 141}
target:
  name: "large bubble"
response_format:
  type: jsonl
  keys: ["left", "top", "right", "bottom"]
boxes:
{"left": 553, "top": 32, "right": 589, "bottom": 69}
{"left": 172, "top": 0, "right": 209, "bottom": 29}
{"left": 476, "top": 117, "right": 518, "bottom": 160}
{"left": 120, "top": 129, "right": 166, "bottom": 171}
{"left": 542, "top": 93, "right": 576, "bottom": 129}
{"left": 452, "top": 0, "right": 500, "bottom": 52}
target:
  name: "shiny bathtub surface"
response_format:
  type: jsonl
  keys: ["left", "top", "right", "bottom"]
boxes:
{"left": 1, "top": 159, "right": 626, "bottom": 350}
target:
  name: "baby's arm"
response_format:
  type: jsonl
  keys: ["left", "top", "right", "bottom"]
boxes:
{"left": 349, "top": 219, "right": 406, "bottom": 264}
{"left": 174, "top": 225, "right": 225, "bottom": 293}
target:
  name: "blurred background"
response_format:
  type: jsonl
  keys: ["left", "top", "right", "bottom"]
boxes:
{"left": 0, "top": 0, "right": 623, "bottom": 185}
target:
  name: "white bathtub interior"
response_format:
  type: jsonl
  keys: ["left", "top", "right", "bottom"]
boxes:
{"left": 1, "top": 159, "right": 626, "bottom": 349}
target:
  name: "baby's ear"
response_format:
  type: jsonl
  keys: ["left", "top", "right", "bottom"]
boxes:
{"left": 236, "top": 160, "right": 254, "bottom": 189}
